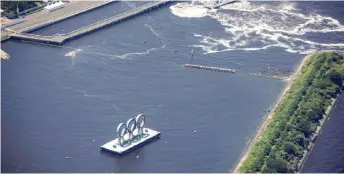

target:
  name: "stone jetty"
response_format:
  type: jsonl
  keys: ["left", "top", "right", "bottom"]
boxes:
{"left": 249, "top": 68, "right": 293, "bottom": 80}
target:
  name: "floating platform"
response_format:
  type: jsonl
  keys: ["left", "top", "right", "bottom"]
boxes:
{"left": 100, "top": 128, "right": 160, "bottom": 155}
{"left": 184, "top": 64, "right": 236, "bottom": 73}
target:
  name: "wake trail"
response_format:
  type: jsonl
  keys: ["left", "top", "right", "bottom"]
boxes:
{"left": 112, "top": 23, "right": 167, "bottom": 59}
{"left": 61, "top": 86, "right": 124, "bottom": 112}
{"left": 64, "top": 23, "right": 166, "bottom": 61}
{"left": 124, "top": 1, "right": 136, "bottom": 9}
{"left": 61, "top": 86, "right": 110, "bottom": 100}
{"left": 144, "top": 23, "right": 167, "bottom": 48}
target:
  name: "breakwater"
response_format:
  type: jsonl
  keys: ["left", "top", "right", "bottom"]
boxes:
{"left": 249, "top": 68, "right": 293, "bottom": 80}
{"left": 10, "top": 1, "right": 171, "bottom": 45}
{"left": 183, "top": 64, "right": 236, "bottom": 73}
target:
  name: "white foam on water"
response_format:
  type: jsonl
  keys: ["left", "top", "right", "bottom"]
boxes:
{"left": 64, "top": 49, "right": 82, "bottom": 58}
{"left": 145, "top": 23, "right": 161, "bottom": 38}
{"left": 116, "top": 47, "right": 159, "bottom": 59}
{"left": 62, "top": 86, "right": 110, "bottom": 100}
{"left": 113, "top": 24, "right": 166, "bottom": 59}
{"left": 61, "top": 23, "right": 168, "bottom": 61}
{"left": 64, "top": 47, "right": 125, "bottom": 63}
{"left": 170, "top": 3, "right": 208, "bottom": 18}
{"left": 64, "top": 48, "right": 83, "bottom": 66}
{"left": 62, "top": 86, "right": 123, "bottom": 112}
{"left": 170, "top": 1, "right": 344, "bottom": 54}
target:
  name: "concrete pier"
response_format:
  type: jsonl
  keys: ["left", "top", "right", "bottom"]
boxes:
{"left": 184, "top": 64, "right": 236, "bottom": 73}
{"left": 101, "top": 128, "right": 160, "bottom": 155}
{"left": 10, "top": 1, "right": 171, "bottom": 45}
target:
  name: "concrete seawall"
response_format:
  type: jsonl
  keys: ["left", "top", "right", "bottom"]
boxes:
{"left": 20, "top": 1, "right": 117, "bottom": 33}
{"left": 296, "top": 94, "right": 341, "bottom": 172}
{"left": 10, "top": 1, "right": 171, "bottom": 45}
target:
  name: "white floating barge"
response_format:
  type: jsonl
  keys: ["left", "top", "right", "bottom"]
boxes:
{"left": 100, "top": 128, "right": 161, "bottom": 155}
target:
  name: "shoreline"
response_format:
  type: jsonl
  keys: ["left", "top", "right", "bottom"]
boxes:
{"left": 231, "top": 52, "right": 319, "bottom": 173}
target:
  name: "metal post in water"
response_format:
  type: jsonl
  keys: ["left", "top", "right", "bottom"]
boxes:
{"left": 190, "top": 48, "right": 194, "bottom": 63}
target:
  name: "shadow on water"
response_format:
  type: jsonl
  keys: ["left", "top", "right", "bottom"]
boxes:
{"left": 99, "top": 137, "right": 161, "bottom": 172}
{"left": 99, "top": 150, "right": 142, "bottom": 172}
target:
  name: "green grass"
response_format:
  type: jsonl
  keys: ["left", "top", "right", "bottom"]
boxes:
{"left": 1, "top": 35, "right": 10, "bottom": 41}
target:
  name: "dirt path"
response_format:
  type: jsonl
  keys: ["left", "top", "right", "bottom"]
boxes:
{"left": 232, "top": 52, "right": 315, "bottom": 173}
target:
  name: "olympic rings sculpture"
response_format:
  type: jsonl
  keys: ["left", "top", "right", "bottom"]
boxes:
{"left": 117, "top": 114, "right": 146, "bottom": 138}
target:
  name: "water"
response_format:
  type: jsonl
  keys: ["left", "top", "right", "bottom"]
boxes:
{"left": 1, "top": 1, "right": 344, "bottom": 172}
{"left": 302, "top": 94, "right": 344, "bottom": 173}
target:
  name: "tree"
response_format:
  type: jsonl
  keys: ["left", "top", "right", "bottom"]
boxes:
{"left": 305, "top": 108, "right": 322, "bottom": 122}
{"left": 1, "top": 1, "right": 43, "bottom": 17}
{"left": 296, "top": 119, "right": 312, "bottom": 137}
{"left": 326, "top": 69, "right": 343, "bottom": 86}
{"left": 294, "top": 133, "right": 307, "bottom": 148}
{"left": 261, "top": 165, "right": 277, "bottom": 173}
{"left": 283, "top": 142, "right": 297, "bottom": 156}
{"left": 266, "top": 158, "right": 288, "bottom": 173}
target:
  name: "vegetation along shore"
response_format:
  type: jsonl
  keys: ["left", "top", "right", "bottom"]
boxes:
{"left": 234, "top": 51, "right": 344, "bottom": 173}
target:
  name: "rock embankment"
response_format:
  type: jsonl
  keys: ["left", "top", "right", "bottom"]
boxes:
{"left": 249, "top": 68, "right": 293, "bottom": 80}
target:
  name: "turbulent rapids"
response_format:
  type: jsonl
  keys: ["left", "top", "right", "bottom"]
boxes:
{"left": 170, "top": 1, "right": 344, "bottom": 55}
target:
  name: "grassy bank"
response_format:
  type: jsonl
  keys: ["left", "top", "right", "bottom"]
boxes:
{"left": 238, "top": 52, "right": 344, "bottom": 173}
{"left": 1, "top": 35, "right": 10, "bottom": 41}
